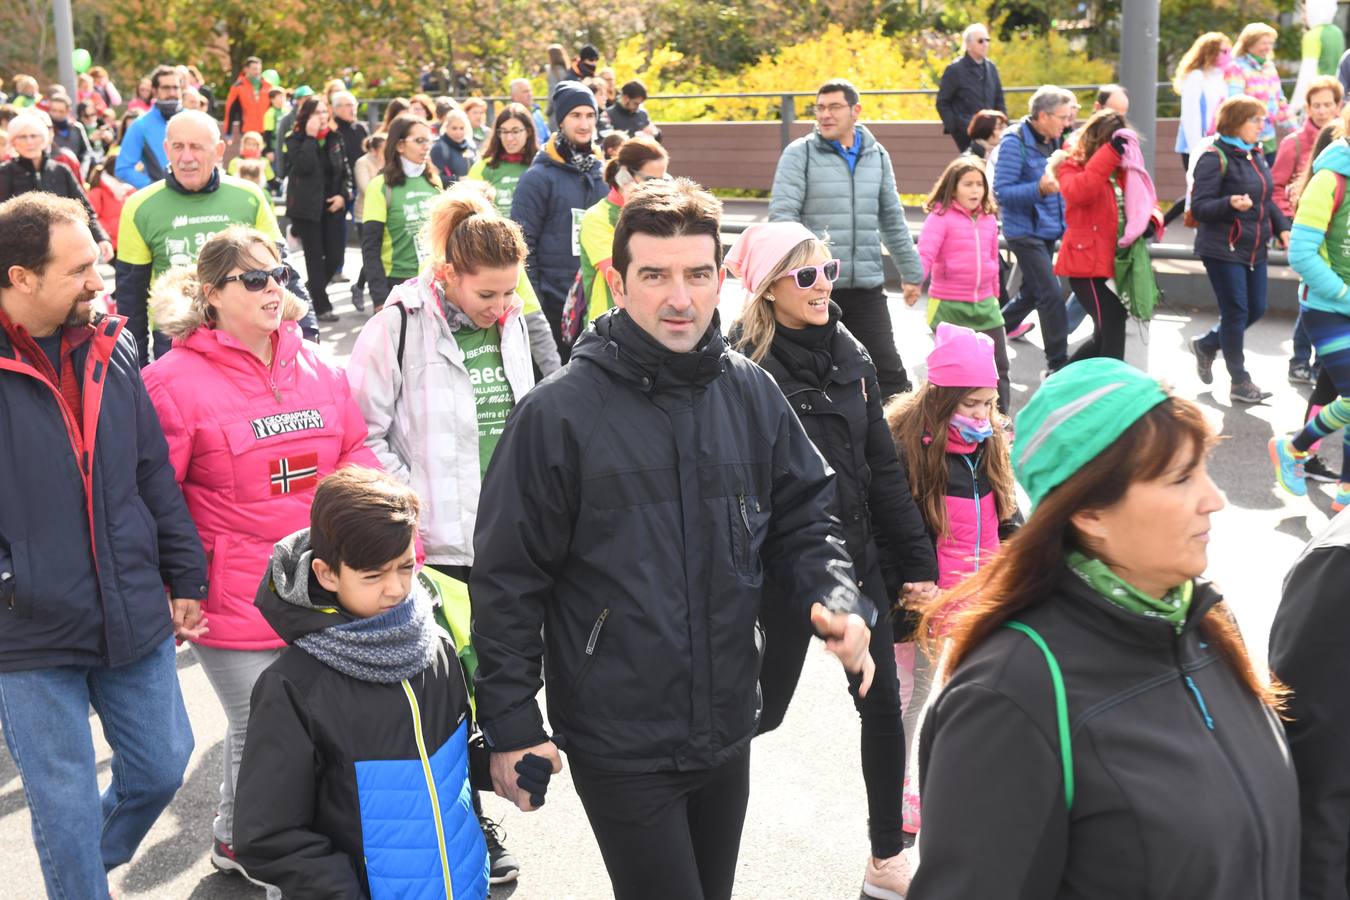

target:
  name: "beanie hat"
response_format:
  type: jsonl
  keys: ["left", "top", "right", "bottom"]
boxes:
{"left": 1012, "top": 358, "right": 1169, "bottom": 510}
{"left": 723, "top": 222, "right": 820, "bottom": 297}
{"left": 926, "top": 323, "right": 998, "bottom": 389}
{"left": 551, "top": 81, "right": 598, "bottom": 125}
{"left": 292, "top": 85, "right": 314, "bottom": 99}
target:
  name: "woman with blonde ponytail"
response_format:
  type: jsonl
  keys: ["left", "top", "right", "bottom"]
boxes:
{"left": 345, "top": 183, "right": 535, "bottom": 882}
{"left": 140, "top": 225, "right": 380, "bottom": 878}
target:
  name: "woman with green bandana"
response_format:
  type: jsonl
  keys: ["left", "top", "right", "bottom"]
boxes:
{"left": 906, "top": 358, "right": 1298, "bottom": 900}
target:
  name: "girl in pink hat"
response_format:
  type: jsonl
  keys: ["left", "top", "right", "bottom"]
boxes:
{"left": 726, "top": 222, "right": 940, "bottom": 899}
{"left": 884, "top": 323, "right": 1020, "bottom": 858}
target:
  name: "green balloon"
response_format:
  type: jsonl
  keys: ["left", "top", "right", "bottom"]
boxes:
{"left": 72, "top": 48, "right": 91, "bottom": 74}
{"left": 262, "top": 68, "right": 280, "bottom": 85}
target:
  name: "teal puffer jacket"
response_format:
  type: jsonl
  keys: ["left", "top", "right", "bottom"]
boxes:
{"left": 768, "top": 125, "right": 924, "bottom": 290}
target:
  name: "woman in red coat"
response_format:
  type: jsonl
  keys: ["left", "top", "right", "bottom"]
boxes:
{"left": 1054, "top": 109, "right": 1131, "bottom": 362}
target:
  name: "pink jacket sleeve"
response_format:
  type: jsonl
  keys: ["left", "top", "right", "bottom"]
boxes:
{"left": 1270, "top": 136, "right": 1298, "bottom": 219}
{"left": 143, "top": 369, "right": 193, "bottom": 484}
{"left": 917, "top": 208, "right": 946, "bottom": 284}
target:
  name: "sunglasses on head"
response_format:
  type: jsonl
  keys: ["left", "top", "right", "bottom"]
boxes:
{"left": 785, "top": 259, "right": 841, "bottom": 289}
{"left": 219, "top": 265, "right": 290, "bottom": 292}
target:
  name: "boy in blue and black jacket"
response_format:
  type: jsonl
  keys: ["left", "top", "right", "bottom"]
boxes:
{"left": 232, "top": 467, "right": 547, "bottom": 899}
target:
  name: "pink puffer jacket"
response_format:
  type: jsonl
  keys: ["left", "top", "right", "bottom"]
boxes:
{"left": 144, "top": 321, "right": 380, "bottom": 649}
{"left": 918, "top": 204, "right": 1001, "bottom": 303}
{"left": 935, "top": 445, "right": 1005, "bottom": 590}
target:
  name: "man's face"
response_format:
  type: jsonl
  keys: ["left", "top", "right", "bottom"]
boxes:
{"left": 246, "top": 60, "right": 262, "bottom": 79}
{"left": 27, "top": 222, "right": 104, "bottom": 333}
{"left": 165, "top": 118, "right": 223, "bottom": 190}
{"left": 154, "top": 74, "right": 182, "bottom": 103}
{"left": 333, "top": 95, "right": 357, "bottom": 123}
{"left": 967, "top": 27, "right": 991, "bottom": 61}
{"left": 511, "top": 84, "right": 532, "bottom": 106}
{"left": 561, "top": 105, "right": 596, "bottom": 145}
{"left": 815, "top": 91, "right": 860, "bottom": 142}
{"left": 1035, "top": 103, "right": 1074, "bottom": 140}
{"left": 619, "top": 93, "right": 643, "bottom": 113}
{"left": 607, "top": 232, "right": 720, "bottom": 353}
{"left": 48, "top": 100, "right": 69, "bottom": 125}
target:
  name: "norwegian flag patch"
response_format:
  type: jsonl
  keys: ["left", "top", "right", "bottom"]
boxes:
{"left": 269, "top": 452, "right": 319, "bottom": 495}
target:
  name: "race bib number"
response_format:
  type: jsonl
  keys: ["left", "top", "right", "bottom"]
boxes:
{"left": 571, "top": 208, "right": 584, "bottom": 257}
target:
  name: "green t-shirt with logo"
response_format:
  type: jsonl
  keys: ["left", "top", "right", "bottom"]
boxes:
{"left": 364, "top": 173, "right": 443, "bottom": 280}
{"left": 466, "top": 158, "right": 528, "bottom": 218}
{"left": 116, "top": 174, "right": 281, "bottom": 279}
{"left": 453, "top": 324, "right": 515, "bottom": 479}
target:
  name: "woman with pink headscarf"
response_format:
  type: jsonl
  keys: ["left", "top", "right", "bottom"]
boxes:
{"left": 727, "top": 222, "right": 939, "bottom": 900}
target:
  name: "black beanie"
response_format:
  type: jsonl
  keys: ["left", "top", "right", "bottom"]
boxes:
{"left": 552, "top": 81, "right": 598, "bottom": 125}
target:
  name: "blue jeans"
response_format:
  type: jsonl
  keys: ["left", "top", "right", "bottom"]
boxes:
{"left": 1000, "top": 236, "right": 1069, "bottom": 370}
{"left": 1197, "top": 259, "right": 1268, "bottom": 383}
{"left": 0, "top": 637, "right": 194, "bottom": 898}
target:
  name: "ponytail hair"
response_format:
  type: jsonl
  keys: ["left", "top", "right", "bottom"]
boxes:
{"left": 603, "top": 133, "right": 669, "bottom": 190}
{"left": 424, "top": 183, "right": 527, "bottom": 275}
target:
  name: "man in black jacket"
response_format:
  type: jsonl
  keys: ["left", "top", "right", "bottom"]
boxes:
{"left": 472, "top": 178, "right": 875, "bottom": 900}
{"left": 0, "top": 193, "right": 208, "bottom": 899}
{"left": 936, "top": 23, "right": 1006, "bottom": 152}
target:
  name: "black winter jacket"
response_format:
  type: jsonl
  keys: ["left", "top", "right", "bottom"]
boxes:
{"left": 736, "top": 312, "right": 937, "bottom": 614}
{"left": 0, "top": 315, "right": 207, "bottom": 671}
{"left": 1191, "top": 139, "right": 1291, "bottom": 267}
{"left": 431, "top": 133, "right": 476, "bottom": 185}
{"left": 909, "top": 570, "right": 1299, "bottom": 900}
{"left": 471, "top": 310, "right": 869, "bottom": 773}
{"left": 0, "top": 153, "right": 109, "bottom": 243}
{"left": 284, "top": 131, "right": 352, "bottom": 222}
{"left": 1270, "top": 512, "right": 1350, "bottom": 900}
{"left": 935, "top": 55, "right": 1006, "bottom": 139}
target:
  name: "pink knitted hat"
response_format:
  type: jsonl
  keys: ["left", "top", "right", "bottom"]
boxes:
{"left": 723, "top": 222, "right": 821, "bottom": 296}
{"left": 926, "top": 323, "right": 998, "bottom": 388}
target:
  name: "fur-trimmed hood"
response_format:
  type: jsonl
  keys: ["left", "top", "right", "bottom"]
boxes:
{"left": 149, "top": 265, "right": 309, "bottom": 342}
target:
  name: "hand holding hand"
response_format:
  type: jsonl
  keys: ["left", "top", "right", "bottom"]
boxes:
{"left": 171, "top": 598, "right": 208, "bottom": 642}
{"left": 1039, "top": 171, "right": 1060, "bottom": 196}
{"left": 902, "top": 283, "right": 921, "bottom": 306}
{"left": 490, "top": 741, "right": 562, "bottom": 812}
{"left": 810, "top": 602, "right": 875, "bottom": 697}
{"left": 901, "top": 580, "right": 940, "bottom": 607}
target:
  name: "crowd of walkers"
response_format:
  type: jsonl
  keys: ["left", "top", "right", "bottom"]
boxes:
{"left": 6, "top": 18, "right": 1350, "bottom": 900}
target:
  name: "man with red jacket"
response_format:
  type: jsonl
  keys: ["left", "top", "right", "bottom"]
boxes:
{"left": 0, "top": 192, "right": 208, "bottom": 898}
{"left": 223, "top": 57, "right": 275, "bottom": 139}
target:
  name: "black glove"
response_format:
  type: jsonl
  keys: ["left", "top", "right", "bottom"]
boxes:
{"left": 515, "top": 753, "right": 554, "bottom": 809}
{"left": 1110, "top": 134, "right": 1128, "bottom": 155}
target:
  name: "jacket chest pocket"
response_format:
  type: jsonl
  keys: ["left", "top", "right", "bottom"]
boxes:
{"left": 221, "top": 403, "right": 342, "bottom": 503}
{"left": 729, "top": 489, "right": 769, "bottom": 577}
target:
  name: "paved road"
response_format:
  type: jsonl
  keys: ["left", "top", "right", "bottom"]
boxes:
{"left": 0, "top": 251, "right": 1330, "bottom": 898}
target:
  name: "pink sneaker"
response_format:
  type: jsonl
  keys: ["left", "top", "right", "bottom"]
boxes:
{"left": 863, "top": 848, "right": 915, "bottom": 899}
{"left": 1007, "top": 321, "right": 1036, "bottom": 341}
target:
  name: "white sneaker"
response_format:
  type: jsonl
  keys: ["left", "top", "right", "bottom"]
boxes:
{"left": 863, "top": 848, "right": 915, "bottom": 899}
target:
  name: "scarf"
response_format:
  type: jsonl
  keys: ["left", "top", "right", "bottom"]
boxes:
{"left": 432, "top": 278, "right": 476, "bottom": 332}
{"left": 769, "top": 306, "right": 839, "bottom": 390}
{"left": 295, "top": 590, "right": 439, "bottom": 683}
{"left": 1218, "top": 134, "right": 1256, "bottom": 153}
{"left": 556, "top": 135, "right": 600, "bottom": 175}
{"left": 0, "top": 306, "right": 84, "bottom": 427}
{"left": 1066, "top": 549, "right": 1193, "bottom": 633}
{"left": 496, "top": 151, "right": 525, "bottom": 164}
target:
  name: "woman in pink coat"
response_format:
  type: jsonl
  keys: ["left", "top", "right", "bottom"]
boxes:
{"left": 143, "top": 226, "right": 379, "bottom": 882}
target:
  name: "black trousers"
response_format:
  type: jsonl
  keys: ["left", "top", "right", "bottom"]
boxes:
{"left": 757, "top": 595, "right": 905, "bottom": 860}
{"left": 1068, "top": 277, "right": 1128, "bottom": 363}
{"left": 570, "top": 751, "right": 751, "bottom": 900}
{"left": 832, "top": 285, "right": 910, "bottom": 400}
{"left": 293, "top": 212, "right": 346, "bottom": 315}
{"left": 980, "top": 325, "right": 1011, "bottom": 415}
{"left": 1001, "top": 236, "right": 1069, "bottom": 370}
{"left": 1161, "top": 152, "right": 1191, "bottom": 227}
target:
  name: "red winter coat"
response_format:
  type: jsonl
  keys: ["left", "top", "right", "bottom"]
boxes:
{"left": 1054, "top": 143, "right": 1125, "bottom": 279}
{"left": 144, "top": 319, "right": 380, "bottom": 650}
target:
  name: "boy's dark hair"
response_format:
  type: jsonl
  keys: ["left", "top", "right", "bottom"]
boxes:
{"left": 611, "top": 177, "right": 723, "bottom": 284}
{"left": 620, "top": 80, "right": 647, "bottom": 101}
{"left": 0, "top": 194, "right": 89, "bottom": 288}
{"left": 245, "top": 56, "right": 262, "bottom": 67}
{"left": 817, "top": 79, "right": 860, "bottom": 107}
{"left": 268, "top": 87, "right": 284, "bottom": 100}
{"left": 310, "top": 467, "right": 419, "bottom": 573}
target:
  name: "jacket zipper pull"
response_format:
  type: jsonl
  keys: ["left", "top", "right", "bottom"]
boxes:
{"left": 270, "top": 378, "right": 282, "bottom": 403}
{"left": 737, "top": 492, "right": 752, "bottom": 533}
{"left": 585, "top": 608, "right": 609, "bottom": 655}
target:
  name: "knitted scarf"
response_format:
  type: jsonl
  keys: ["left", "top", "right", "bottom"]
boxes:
{"left": 557, "top": 135, "right": 600, "bottom": 175}
{"left": 295, "top": 590, "right": 439, "bottom": 683}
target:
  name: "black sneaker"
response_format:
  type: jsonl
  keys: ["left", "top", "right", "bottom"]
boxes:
{"left": 1191, "top": 337, "right": 1216, "bottom": 386}
{"left": 480, "top": 814, "right": 519, "bottom": 884}
{"left": 1305, "top": 456, "right": 1340, "bottom": 483}
{"left": 1289, "top": 363, "right": 1317, "bottom": 385}
{"left": 351, "top": 287, "right": 366, "bottom": 312}
{"left": 1230, "top": 380, "right": 1273, "bottom": 404}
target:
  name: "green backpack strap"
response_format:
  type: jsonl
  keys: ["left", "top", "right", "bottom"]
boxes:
{"left": 1003, "top": 621, "right": 1074, "bottom": 811}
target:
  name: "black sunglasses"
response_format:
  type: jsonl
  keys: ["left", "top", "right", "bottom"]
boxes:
{"left": 219, "top": 266, "right": 290, "bottom": 292}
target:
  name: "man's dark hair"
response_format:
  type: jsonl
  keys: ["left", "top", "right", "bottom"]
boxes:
{"left": 245, "top": 56, "right": 262, "bottom": 67}
{"left": 620, "top": 80, "right": 647, "bottom": 101}
{"left": 817, "top": 79, "right": 860, "bottom": 107}
{"left": 0, "top": 194, "right": 89, "bottom": 288}
{"left": 579, "top": 44, "right": 600, "bottom": 61}
{"left": 1096, "top": 84, "right": 1126, "bottom": 106}
{"left": 150, "top": 65, "right": 179, "bottom": 91}
{"left": 310, "top": 467, "right": 420, "bottom": 573}
{"left": 611, "top": 177, "right": 723, "bottom": 283}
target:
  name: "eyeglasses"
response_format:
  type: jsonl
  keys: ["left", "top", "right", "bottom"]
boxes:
{"left": 403, "top": 136, "right": 432, "bottom": 146}
{"left": 816, "top": 103, "right": 853, "bottom": 115}
{"left": 498, "top": 128, "right": 529, "bottom": 138}
{"left": 784, "top": 259, "right": 841, "bottom": 289}
{"left": 218, "top": 266, "right": 289, "bottom": 292}
{"left": 633, "top": 171, "right": 671, "bottom": 184}
{"left": 1247, "top": 116, "right": 1268, "bottom": 125}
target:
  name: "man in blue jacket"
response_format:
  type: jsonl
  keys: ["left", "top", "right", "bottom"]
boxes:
{"left": 115, "top": 64, "right": 181, "bottom": 189}
{"left": 511, "top": 80, "right": 607, "bottom": 360}
{"left": 0, "top": 193, "right": 208, "bottom": 899}
{"left": 994, "top": 85, "right": 1077, "bottom": 375}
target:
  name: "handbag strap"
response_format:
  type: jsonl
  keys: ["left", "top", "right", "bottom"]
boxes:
{"left": 1003, "top": 620, "right": 1074, "bottom": 810}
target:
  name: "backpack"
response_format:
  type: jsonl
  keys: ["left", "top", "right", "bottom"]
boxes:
{"left": 1004, "top": 621, "right": 1074, "bottom": 811}
{"left": 1182, "top": 140, "right": 1227, "bottom": 228}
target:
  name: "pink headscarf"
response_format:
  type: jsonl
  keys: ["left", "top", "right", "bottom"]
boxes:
{"left": 723, "top": 222, "right": 821, "bottom": 297}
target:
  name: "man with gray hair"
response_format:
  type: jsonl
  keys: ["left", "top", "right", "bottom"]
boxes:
{"left": 994, "top": 85, "right": 1076, "bottom": 375}
{"left": 936, "top": 23, "right": 1006, "bottom": 152}
{"left": 509, "top": 78, "right": 551, "bottom": 143}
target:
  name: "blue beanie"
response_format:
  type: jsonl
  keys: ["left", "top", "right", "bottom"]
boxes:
{"left": 551, "top": 80, "right": 598, "bottom": 125}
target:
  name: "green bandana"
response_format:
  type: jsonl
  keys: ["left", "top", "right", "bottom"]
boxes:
{"left": 1066, "top": 550, "right": 1193, "bottom": 633}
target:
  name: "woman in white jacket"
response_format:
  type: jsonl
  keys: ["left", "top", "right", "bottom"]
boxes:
{"left": 1174, "top": 32, "right": 1233, "bottom": 168}
{"left": 345, "top": 181, "right": 533, "bottom": 884}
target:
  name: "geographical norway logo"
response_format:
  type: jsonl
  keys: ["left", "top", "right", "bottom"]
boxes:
{"left": 250, "top": 408, "right": 326, "bottom": 439}
{"left": 270, "top": 452, "right": 319, "bottom": 495}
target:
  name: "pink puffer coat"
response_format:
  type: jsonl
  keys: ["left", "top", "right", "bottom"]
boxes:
{"left": 918, "top": 203, "right": 1001, "bottom": 303}
{"left": 144, "top": 320, "right": 379, "bottom": 649}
